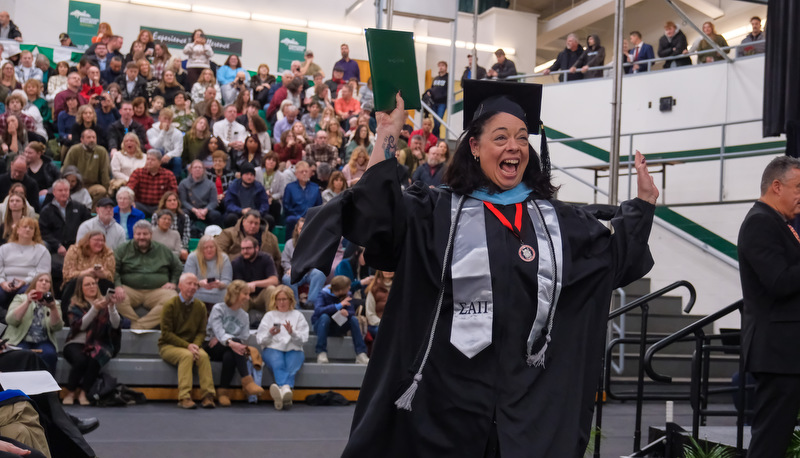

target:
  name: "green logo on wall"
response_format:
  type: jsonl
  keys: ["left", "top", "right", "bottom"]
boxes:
{"left": 277, "top": 29, "right": 307, "bottom": 74}
{"left": 67, "top": 1, "right": 101, "bottom": 49}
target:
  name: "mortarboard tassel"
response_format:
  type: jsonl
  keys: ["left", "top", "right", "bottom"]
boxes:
{"left": 539, "top": 123, "right": 551, "bottom": 176}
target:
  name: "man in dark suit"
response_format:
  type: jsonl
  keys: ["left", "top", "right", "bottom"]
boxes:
{"left": 738, "top": 155, "right": 800, "bottom": 457}
{"left": 628, "top": 31, "right": 655, "bottom": 73}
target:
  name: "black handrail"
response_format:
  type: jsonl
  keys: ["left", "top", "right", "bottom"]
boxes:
{"left": 609, "top": 280, "right": 697, "bottom": 320}
{"left": 643, "top": 300, "right": 743, "bottom": 383}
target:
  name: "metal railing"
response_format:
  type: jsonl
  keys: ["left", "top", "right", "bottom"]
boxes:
{"left": 594, "top": 280, "right": 697, "bottom": 457}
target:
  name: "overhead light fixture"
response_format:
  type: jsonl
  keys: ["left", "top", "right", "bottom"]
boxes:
{"left": 415, "top": 35, "right": 452, "bottom": 47}
{"left": 192, "top": 5, "right": 250, "bottom": 19}
{"left": 252, "top": 13, "right": 307, "bottom": 27}
{"left": 130, "top": 0, "right": 190, "bottom": 10}
{"left": 308, "top": 21, "right": 363, "bottom": 35}
{"left": 534, "top": 59, "right": 555, "bottom": 73}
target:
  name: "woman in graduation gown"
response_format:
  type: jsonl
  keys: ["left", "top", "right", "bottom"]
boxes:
{"left": 292, "top": 81, "right": 659, "bottom": 457}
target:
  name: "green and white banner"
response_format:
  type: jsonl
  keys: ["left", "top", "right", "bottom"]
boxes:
{"left": 277, "top": 29, "right": 307, "bottom": 74}
{"left": 67, "top": 0, "right": 101, "bottom": 49}
{"left": 141, "top": 26, "right": 243, "bottom": 56}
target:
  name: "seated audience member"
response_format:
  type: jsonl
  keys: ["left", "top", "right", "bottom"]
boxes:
{"left": 221, "top": 70, "right": 248, "bottom": 106}
{"left": 95, "top": 91, "right": 120, "bottom": 132}
{"left": 319, "top": 172, "right": 344, "bottom": 207}
{"left": 311, "top": 84, "right": 334, "bottom": 112}
{"left": 113, "top": 220, "right": 182, "bottom": 330}
{"left": 250, "top": 63, "right": 275, "bottom": 106}
{"left": 344, "top": 125, "right": 373, "bottom": 164}
{"left": 365, "top": 270, "right": 393, "bottom": 339}
{"left": 193, "top": 85, "right": 218, "bottom": 119}
{"left": 487, "top": 48, "right": 518, "bottom": 79}
{"left": 256, "top": 152, "right": 287, "bottom": 225}
{"left": 24, "top": 79, "right": 51, "bottom": 128}
{"left": 282, "top": 161, "right": 321, "bottom": 236}
{"left": 151, "top": 210, "right": 185, "bottom": 261}
{"left": 411, "top": 144, "right": 446, "bottom": 188}
{"left": 131, "top": 96, "right": 154, "bottom": 131}
{"left": 274, "top": 130, "right": 304, "bottom": 166}
{"left": 207, "top": 151, "right": 236, "bottom": 204}
{"left": 325, "top": 66, "right": 346, "bottom": 100}
{"left": 158, "top": 273, "right": 216, "bottom": 409}
{"left": 15, "top": 50, "right": 43, "bottom": 83}
{"left": 217, "top": 54, "right": 245, "bottom": 88}
{"left": 88, "top": 42, "right": 110, "bottom": 72}
{"left": 54, "top": 73, "right": 87, "bottom": 120}
{"left": 126, "top": 150, "right": 178, "bottom": 217}
{"left": 110, "top": 133, "right": 147, "bottom": 195}
{"left": 47, "top": 61, "right": 70, "bottom": 104}
{"left": 212, "top": 104, "right": 247, "bottom": 154}
{"left": 0, "top": 217, "right": 51, "bottom": 314}
{"left": 100, "top": 56, "right": 123, "bottom": 87}
{"left": 38, "top": 179, "right": 91, "bottom": 287}
{"left": 738, "top": 16, "right": 765, "bottom": 57}
{"left": 257, "top": 285, "right": 308, "bottom": 410}
{"left": 62, "top": 274, "right": 121, "bottom": 406}
{"left": 61, "top": 129, "right": 110, "bottom": 205}
{"left": 146, "top": 107, "right": 183, "bottom": 181}
{"left": 1, "top": 92, "right": 37, "bottom": 137}
{"left": 396, "top": 134, "right": 425, "bottom": 175}
{"left": 695, "top": 22, "right": 729, "bottom": 63}
{"left": 410, "top": 117, "right": 438, "bottom": 153}
{"left": 182, "top": 118, "right": 212, "bottom": 167}
{"left": 311, "top": 275, "right": 369, "bottom": 365}
{"left": 658, "top": 22, "right": 691, "bottom": 68}
{"left": 333, "top": 84, "right": 361, "bottom": 123}
{"left": 57, "top": 93, "right": 80, "bottom": 147}
{"left": 106, "top": 83, "right": 123, "bottom": 108}
{"left": 0, "top": 192, "right": 30, "bottom": 245}
{"left": 152, "top": 43, "right": 172, "bottom": 82}
{"left": 114, "top": 62, "right": 147, "bottom": 101}
{"left": 24, "top": 143, "right": 60, "bottom": 204}
{"left": 190, "top": 68, "right": 221, "bottom": 105}
{"left": 305, "top": 130, "right": 339, "bottom": 169}
{"left": 281, "top": 218, "right": 325, "bottom": 308}
{"left": 231, "top": 236, "right": 279, "bottom": 316}
{"left": 78, "top": 66, "right": 104, "bottom": 108}
{"left": 300, "top": 101, "right": 321, "bottom": 134}
{"left": 4, "top": 273, "right": 62, "bottom": 373}
{"left": 232, "top": 135, "right": 264, "bottom": 173}
{"left": 570, "top": 34, "right": 606, "bottom": 78}
{"left": 70, "top": 104, "right": 108, "bottom": 149}
{"left": 170, "top": 91, "right": 196, "bottom": 133}
{"left": 112, "top": 186, "right": 144, "bottom": 240}
{"left": 184, "top": 235, "right": 231, "bottom": 306}
{"left": 61, "top": 166, "right": 92, "bottom": 208}
{"left": 107, "top": 101, "right": 147, "bottom": 157}
{"left": 342, "top": 146, "right": 368, "bottom": 186}
{"left": 272, "top": 105, "right": 299, "bottom": 146}
{"left": 204, "top": 279, "right": 264, "bottom": 406}
{"left": 334, "top": 244, "right": 372, "bottom": 297}
{"left": 180, "top": 160, "right": 222, "bottom": 228}
{"left": 153, "top": 190, "right": 191, "bottom": 250}
{"left": 0, "top": 156, "right": 40, "bottom": 212}
{"left": 216, "top": 210, "right": 281, "bottom": 268}
{"left": 76, "top": 197, "right": 127, "bottom": 250}
{"left": 61, "top": 230, "right": 115, "bottom": 320}
{"left": 1, "top": 113, "right": 28, "bottom": 157}
{"left": 223, "top": 163, "right": 270, "bottom": 228}
{"left": 202, "top": 99, "right": 225, "bottom": 130}
{"left": 153, "top": 70, "right": 182, "bottom": 107}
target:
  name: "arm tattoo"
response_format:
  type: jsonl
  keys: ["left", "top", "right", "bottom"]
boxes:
{"left": 382, "top": 135, "right": 397, "bottom": 160}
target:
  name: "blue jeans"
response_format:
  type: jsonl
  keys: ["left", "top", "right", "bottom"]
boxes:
{"left": 282, "top": 269, "right": 326, "bottom": 308}
{"left": 161, "top": 157, "right": 183, "bottom": 183}
{"left": 368, "top": 325, "right": 379, "bottom": 339}
{"left": 262, "top": 348, "right": 304, "bottom": 388}
{"left": 433, "top": 103, "right": 446, "bottom": 138}
{"left": 17, "top": 341, "right": 58, "bottom": 375}
{"left": 314, "top": 313, "right": 367, "bottom": 355}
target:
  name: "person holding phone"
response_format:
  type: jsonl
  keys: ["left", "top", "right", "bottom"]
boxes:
{"left": 3, "top": 273, "right": 63, "bottom": 374}
{"left": 257, "top": 285, "right": 308, "bottom": 411}
{"left": 183, "top": 29, "right": 214, "bottom": 88}
{"left": 203, "top": 279, "right": 263, "bottom": 406}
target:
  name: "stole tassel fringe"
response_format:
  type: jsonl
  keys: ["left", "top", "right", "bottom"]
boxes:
{"left": 527, "top": 334, "right": 551, "bottom": 368}
{"left": 395, "top": 373, "right": 423, "bottom": 411}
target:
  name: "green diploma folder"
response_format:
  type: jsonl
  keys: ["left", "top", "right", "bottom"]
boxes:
{"left": 365, "top": 28, "right": 422, "bottom": 112}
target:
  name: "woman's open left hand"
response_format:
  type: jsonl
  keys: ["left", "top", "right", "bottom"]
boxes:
{"left": 635, "top": 150, "right": 659, "bottom": 205}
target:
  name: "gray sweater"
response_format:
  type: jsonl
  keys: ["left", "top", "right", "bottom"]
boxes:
{"left": 206, "top": 302, "right": 249, "bottom": 344}
{"left": 0, "top": 243, "right": 51, "bottom": 284}
{"left": 179, "top": 175, "right": 218, "bottom": 212}
{"left": 183, "top": 252, "right": 232, "bottom": 304}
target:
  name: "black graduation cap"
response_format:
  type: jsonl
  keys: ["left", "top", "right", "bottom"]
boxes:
{"left": 462, "top": 79, "right": 550, "bottom": 174}
{"left": 462, "top": 79, "right": 542, "bottom": 132}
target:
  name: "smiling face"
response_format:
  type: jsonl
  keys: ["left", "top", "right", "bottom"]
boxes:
{"left": 89, "top": 234, "right": 105, "bottom": 253}
{"left": 469, "top": 112, "right": 530, "bottom": 191}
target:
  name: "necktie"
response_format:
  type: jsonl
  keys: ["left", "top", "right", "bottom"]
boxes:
{"left": 227, "top": 122, "right": 233, "bottom": 143}
{"left": 634, "top": 46, "right": 640, "bottom": 61}
{"left": 788, "top": 224, "right": 800, "bottom": 244}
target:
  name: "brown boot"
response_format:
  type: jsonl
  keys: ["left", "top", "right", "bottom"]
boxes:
{"left": 240, "top": 375, "right": 264, "bottom": 396}
{"left": 200, "top": 394, "right": 215, "bottom": 409}
{"left": 217, "top": 388, "right": 231, "bottom": 407}
{"left": 62, "top": 389, "right": 75, "bottom": 406}
{"left": 177, "top": 398, "right": 197, "bottom": 409}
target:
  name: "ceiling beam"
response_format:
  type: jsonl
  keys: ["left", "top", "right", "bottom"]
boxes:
{"left": 677, "top": 0, "right": 724, "bottom": 19}
{"left": 537, "top": 0, "right": 645, "bottom": 48}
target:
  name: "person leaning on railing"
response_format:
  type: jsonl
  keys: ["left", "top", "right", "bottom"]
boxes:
{"left": 695, "top": 21, "right": 729, "bottom": 63}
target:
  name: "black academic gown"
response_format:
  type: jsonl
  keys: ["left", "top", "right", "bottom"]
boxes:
{"left": 292, "top": 159, "right": 655, "bottom": 457}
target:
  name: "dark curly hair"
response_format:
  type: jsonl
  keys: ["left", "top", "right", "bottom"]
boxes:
{"left": 443, "top": 111, "right": 557, "bottom": 198}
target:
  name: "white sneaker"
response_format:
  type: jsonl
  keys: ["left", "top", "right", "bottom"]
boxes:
{"left": 269, "top": 383, "right": 283, "bottom": 411}
{"left": 355, "top": 353, "right": 370, "bottom": 365}
{"left": 281, "top": 385, "right": 293, "bottom": 409}
{"left": 316, "top": 352, "right": 329, "bottom": 364}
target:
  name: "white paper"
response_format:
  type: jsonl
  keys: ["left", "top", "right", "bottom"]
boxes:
{"left": 128, "top": 329, "right": 159, "bottom": 335}
{"left": 0, "top": 371, "right": 61, "bottom": 395}
{"left": 331, "top": 310, "right": 348, "bottom": 326}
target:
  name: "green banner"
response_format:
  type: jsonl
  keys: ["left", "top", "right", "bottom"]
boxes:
{"left": 141, "top": 26, "right": 242, "bottom": 56}
{"left": 67, "top": 1, "right": 101, "bottom": 49}
{"left": 277, "top": 29, "right": 307, "bottom": 74}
